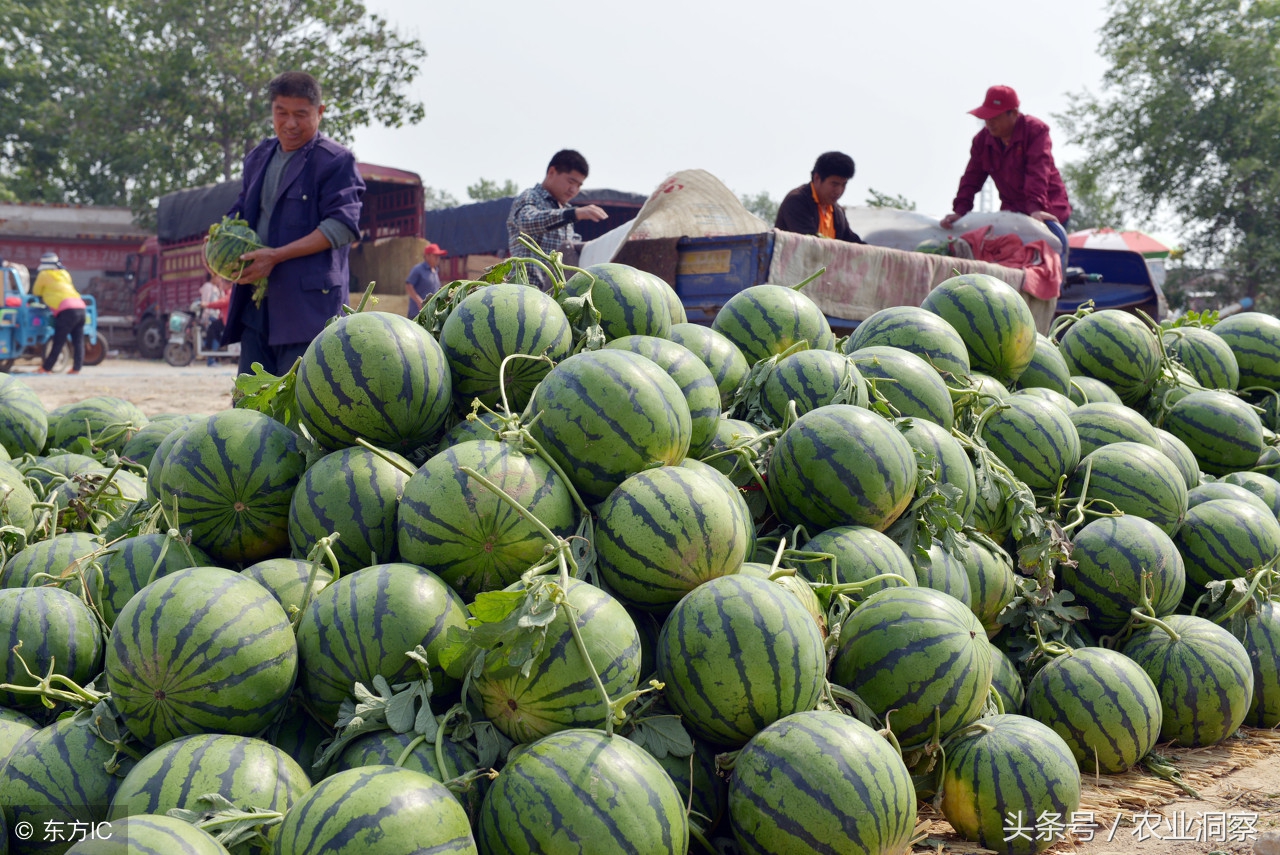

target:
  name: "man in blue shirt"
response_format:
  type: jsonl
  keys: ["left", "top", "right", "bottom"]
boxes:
{"left": 405, "top": 242, "right": 446, "bottom": 317}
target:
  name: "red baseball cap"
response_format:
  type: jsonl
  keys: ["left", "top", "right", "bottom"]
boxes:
{"left": 969, "top": 85, "right": 1020, "bottom": 120}
{"left": 424, "top": 242, "right": 448, "bottom": 256}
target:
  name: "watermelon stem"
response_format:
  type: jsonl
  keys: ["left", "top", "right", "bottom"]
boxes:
{"left": 1127, "top": 608, "right": 1182, "bottom": 641}
{"left": 1, "top": 641, "right": 106, "bottom": 710}
{"left": 517, "top": 435, "right": 595, "bottom": 522}
{"left": 1205, "top": 567, "right": 1280, "bottom": 625}
{"left": 292, "top": 534, "right": 342, "bottom": 631}
{"left": 790, "top": 266, "right": 826, "bottom": 291}
{"left": 355, "top": 438, "right": 417, "bottom": 478}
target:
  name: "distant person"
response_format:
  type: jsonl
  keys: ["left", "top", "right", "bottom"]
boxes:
{"left": 32, "top": 252, "right": 86, "bottom": 375}
{"left": 405, "top": 242, "right": 447, "bottom": 317}
{"left": 775, "top": 152, "right": 864, "bottom": 243}
{"left": 221, "top": 70, "right": 365, "bottom": 375}
{"left": 199, "top": 276, "right": 230, "bottom": 366}
{"left": 940, "top": 86, "right": 1072, "bottom": 231}
{"left": 506, "top": 149, "right": 608, "bottom": 283}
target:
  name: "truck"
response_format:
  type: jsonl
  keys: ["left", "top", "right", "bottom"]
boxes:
{"left": 127, "top": 163, "right": 426, "bottom": 358}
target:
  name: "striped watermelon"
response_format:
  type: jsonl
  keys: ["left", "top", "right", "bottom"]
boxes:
{"left": 295, "top": 563, "right": 467, "bottom": 724}
{"left": 920, "top": 273, "right": 1036, "bottom": 383}
{"left": 108, "top": 734, "right": 310, "bottom": 855}
{"left": 899, "top": 416, "right": 978, "bottom": 523}
{"left": 0, "top": 707, "right": 37, "bottom": 766}
{"left": 1163, "top": 389, "right": 1265, "bottom": 476}
{"left": 711, "top": 283, "right": 835, "bottom": 364}
{"left": 529, "top": 349, "right": 691, "bottom": 504}
{"left": 476, "top": 729, "right": 686, "bottom": 855}
{"left": 989, "top": 643, "right": 1025, "bottom": 713}
{"left": 940, "top": 715, "right": 1081, "bottom": 855}
{"left": 843, "top": 305, "right": 971, "bottom": 377}
{"left": 146, "top": 424, "right": 188, "bottom": 502}
{"left": 1174, "top": 498, "right": 1280, "bottom": 590}
{"left": 605, "top": 335, "right": 721, "bottom": 457}
{"left": 288, "top": 447, "right": 411, "bottom": 574}
{"left": 0, "top": 374, "right": 47, "bottom": 457}
{"left": 277, "top": 765, "right": 477, "bottom": 855}
{"left": 330, "top": 728, "right": 477, "bottom": 786}
{"left": 1155, "top": 427, "right": 1201, "bottom": 489}
{"left": 204, "top": 216, "right": 265, "bottom": 282}
{"left": 831, "top": 586, "right": 993, "bottom": 749}
{"left": 956, "top": 535, "right": 1019, "bottom": 635}
{"left": 1232, "top": 600, "right": 1280, "bottom": 727}
{"left": 0, "top": 461, "right": 37, "bottom": 536}
{"left": 155, "top": 409, "right": 305, "bottom": 564}
{"left": 651, "top": 736, "right": 726, "bottom": 835}
{"left": 1014, "top": 387, "right": 1077, "bottom": 414}
{"left": 980, "top": 395, "right": 1080, "bottom": 491}
{"left": 119, "top": 416, "right": 191, "bottom": 465}
{"left": 968, "top": 372, "right": 1011, "bottom": 403}
{"left": 0, "top": 530, "right": 101, "bottom": 590}
{"left": 656, "top": 573, "right": 825, "bottom": 746}
{"left": 435, "top": 410, "right": 503, "bottom": 449}
{"left": 1024, "top": 647, "right": 1161, "bottom": 774}
{"left": 850, "top": 345, "right": 954, "bottom": 428}
{"left": 769, "top": 405, "right": 917, "bottom": 532}
{"left": 1121, "top": 614, "right": 1254, "bottom": 746}
{"left": 296, "top": 313, "right": 452, "bottom": 453}
{"left": 914, "top": 539, "right": 973, "bottom": 605}
{"left": 1165, "top": 325, "right": 1240, "bottom": 390}
{"left": 1013, "top": 333, "right": 1072, "bottom": 395}
{"left": 242, "top": 558, "right": 332, "bottom": 617}
{"left": 439, "top": 282, "right": 572, "bottom": 412}
{"left": 64, "top": 814, "right": 230, "bottom": 854}
{"left": 796, "top": 525, "right": 918, "bottom": 590}
{"left": 728, "top": 710, "right": 916, "bottom": 855}
{"left": 1069, "top": 401, "right": 1161, "bottom": 456}
{"left": 396, "top": 439, "right": 576, "bottom": 601}
{"left": 47, "top": 395, "right": 147, "bottom": 454}
{"left": 1057, "top": 309, "right": 1162, "bottom": 405}
{"left": 98, "top": 532, "right": 213, "bottom": 627}
{"left": 473, "top": 579, "right": 640, "bottom": 743}
{"left": 1067, "top": 374, "right": 1124, "bottom": 405}
{"left": 1059, "top": 515, "right": 1185, "bottom": 634}
{"left": 1065, "top": 441, "right": 1189, "bottom": 535}
{"left": 595, "top": 463, "right": 752, "bottom": 611}
{"left": 106, "top": 567, "right": 297, "bottom": 746}
{"left": 0, "top": 587, "right": 102, "bottom": 710}
{"left": 565, "top": 262, "right": 672, "bottom": 341}
{"left": 1187, "top": 481, "right": 1274, "bottom": 515}
{"left": 668, "top": 322, "right": 750, "bottom": 409}
{"left": 761, "top": 348, "right": 867, "bottom": 427}
{"left": 1212, "top": 311, "right": 1280, "bottom": 389}
{"left": 657, "top": 274, "right": 687, "bottom": 325}
{"left": 1223, "top": 470, "right": 1280, "bottom": 518}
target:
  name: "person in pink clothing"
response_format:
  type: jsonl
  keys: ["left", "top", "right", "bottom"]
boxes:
{"left": 940, "top": 85, "right": 1072, "bottom": 230}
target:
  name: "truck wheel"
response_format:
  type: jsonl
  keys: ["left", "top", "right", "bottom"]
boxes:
{"left": 83, "top": 334, "right": 108, "bottom": 366}
{"left": 137, "top": 317, "right": 166, "bottom": 359}
{"left": 164, "top": 341, "right": 194, "bottom": 367}
{"left": 0, "top": 359, "right": 12, "bottom": 373}
{"left": 42, "top": 340, "right": 71, "bottom": 373}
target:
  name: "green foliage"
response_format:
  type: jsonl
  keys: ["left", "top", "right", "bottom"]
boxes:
{"left": 0, "top": 0, "right": 427, "bottom": 224}
{"left": 1061, "top": 0, "right": 1280, "bottom": 306}
{"left": 739, "top": 190, "right": 779, "bottom": 224}
{"left": 467, "top": 178, "right": 519, "bottom": 201}
{"left": 424, "top": 186, "right": 460, "bottom": 210}
{"left": 864, "top": 188, "right": 917, "bottom": 211}
{"left": 1059, "top": 161, "right": 1124, "bottom": 232}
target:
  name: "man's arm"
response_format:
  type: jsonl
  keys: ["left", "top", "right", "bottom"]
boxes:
{"left": 774, "top": 188, "right": 817, "bottom": 235}
{"left": 943, "top": 135, "right": 989, "bottom": 227}
{"left": 511, "top": 197, "right": 577, "bottom": 239}
{"left": 234, "top": 229, "right": 332, "bottom": 283}
{"left": 1021, "top": 121, "right": 1057, "bottom": 221}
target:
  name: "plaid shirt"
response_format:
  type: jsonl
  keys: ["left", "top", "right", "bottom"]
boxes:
{"left": 506, "top": 184, "right": 579, "bottom": 258}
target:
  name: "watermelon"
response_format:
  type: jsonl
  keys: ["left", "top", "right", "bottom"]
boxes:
{"left": 1162, "top": 389, "right": 1266, "bottom": 477}
{"left": 0, "top": 374, "right": 48, "bottom": 457}
{"left": 849, "top": 345, "right": 954, "bottom": 428}
{"left": 436, "top": 411, "right": 503, "bottom": 449}
{"left": 956, "top": 535, "right": 1019, "bottom": 635}
{"left": 1223, "top": 470, "right": 1280, "bottom": 518}
{"left": 980, "top": 395, "right": 1080, "bottom": 491}
{"left": 796, "top": 525, "right": 918, "bottom": 590}
{"left": 564, "top": 262, "right": 672, "bottom": 341}
{"left": 396, "top": 439, "right": 576, "bottom": 601}
{"left": 119, "top": 416, "right": 191, "bottom": 465}
{"left": 656, "top": 574, "right": 825, "bottom": 747}
{"left": 47, "top": 395, "right": 147, "bottom": 454}
{"left": 711, "top": 283, "right": 835, "bottom": 363}
{"left": 1187, "top": 481, "right": 1274, "bottom": 516}
{"left": 668, "top": 322, "right": 751, "bottom": 409}
{"left": 1059, "top": 515, "right": 1186, "bottom": 635}
{"left": 769, "top": 405, "right": 917, "bottom": 532}
{"left": 205, "top": 216, "right": 265, "bottom": 283}
{"left": 657, "top": 273, "right": 687, "bottom": 325}
{"left": 898, "top": 416, "right": 978, "bottom": 523}
{"left": 1174, "top": 498, "right": 1280, "bottom": 590}
{"left": 1067, "top": 374, "right": 1124, "bottom": 405}
{"left": 595, "top": 463, "right": 752, "bottom": 612}
{"left": 0, "top": 707, "right": 37, "bottom": 766}
{"left": 940, "top": 715, "right": 1081, "bottom": 855}
{"left": 1155, "top": 427, "right": 1201, "bottom": 489}
{"left": 968, "top": 372, "right": 1011, "bottom": 403}
{"left": 330, "top": 728, "right": 477, "bottom": 788}
{"left": 1024, "top": 647, "right": 1162, "bottom": 774}
{"left": 761, "top": 348, "right": 867, "bottom": 427}
{"left": 728, "top": 711, "right": 916, "bottom": 855}
{"left": 1121, "top": 614, "right": 1254, "bottom": 746}
{"left": 277, "top": 765, "right": 477, "bottom": 855}
{"left": 476, "top": 729, "right": 686, "bottom": 855}
{"left": 0, "top": 587, "right": 103, "bottom": 709}
{"left": 295, "top": 563, "right": 467, "bottom": 724}
{"left": 473, "top": 579, "right": 640, "bottom": 743}
{"left": 843, "top": 305, "right": 971, "bottom": 377}
{"left": 1165, "top": 325, "right": 1239, "bottom": 391}
{"left": 296, "top": 313, "right": 452, "bottom": 453}
{"left": 1013, "top": 333, "right": 1072, "bottom": 395}
{"left": 528, "top": 349, "right": 691, "bottom": 505}
{"left": 1057, "top": 309, "right": 1162, "bottom": 405}
{"left": 1232, "top": 600, "right": 1280, "bottom": 727}
{"left": 106, "top": 566, "right": 297, "bottom": 746}
{"left": 1014, "top": 387, "right": 1077, "bottom": 414}
{"left": 831, "top": 586, "right": 993, "bottom": 749}
{"left": 989, "top": 643, "right": 1025, "bottom": 713}
{"left": 155, "top": 409, "right": 306, "bottom": 565}
{"left": 605, "top": 335, "right": 721, "bottom": 457}
{"left": 439, "top": 282, "right": 572, "bottom": 412}
{"left": 146, "top": 425, "right": 187, "bottom": 502}
{"left": 650, "top": 736, "right": 726, "bottom": 835}
{"left": 914, "top": 539, "right": 972, "bottom": 606}
{"left": 1065, "top": 442, "right": 1189, "bottom": 535}
{"left": 920, "top": 273, "right": 1036, "bottom": 383}
{"left": 0, "top": 530, "right": 101, "bottom": 591}
{"left": 1068, "top": 401, "right": 1161, "bottom": 457}
{"left": 64, "top": 814, "right": 231, "bottom": 854}
{"left": 0, "top": 461, "right": 37, "bottom": 535}
{"left": 98, "top": 532, "right": 213, "bottom": 627}
{"left": 1212, "top": 311, "right": 1280, "bottom": 389}
{"left": 288, "top": 447, "right": 411, "bottom": 574}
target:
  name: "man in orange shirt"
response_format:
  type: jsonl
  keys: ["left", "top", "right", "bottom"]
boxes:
{"left": 775, "top": 152, "right": 864, "bottom": 243}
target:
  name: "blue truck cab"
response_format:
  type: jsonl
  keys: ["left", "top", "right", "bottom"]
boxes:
{"left": 0, "top": 263, "right": 100, "bottom": 373}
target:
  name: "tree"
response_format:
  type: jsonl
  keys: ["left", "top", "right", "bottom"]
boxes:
{"left": 864, "top": 189, "right": 916, "bottom": 211}
{"left": 1061, "top": 0, "right": 1280, "bottom": 306}
{"left": 0, "top": 0, "right": 426, "bottom": 223}
{"left": 1059, "top": 162, "right": 1124, "bottom": 233}
{"left": 739, "top": 191, "right": 778, "bottom": 224}
{"left": 423, "top": 186, "right": 460, "bottom": 210}
{"left": 466, "top": 178, "right": 519, "bottom": 201}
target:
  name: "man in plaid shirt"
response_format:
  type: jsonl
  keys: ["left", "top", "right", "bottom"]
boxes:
{"left": 506, "top": 149, "right": 608, "bottom": 281}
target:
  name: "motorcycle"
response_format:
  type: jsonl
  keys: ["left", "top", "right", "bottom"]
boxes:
{"left": 163, "top": 301, "right": 239, "bottom": 367}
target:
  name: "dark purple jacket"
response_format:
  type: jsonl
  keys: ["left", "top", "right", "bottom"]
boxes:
{"left": 951, "top": 114, "right": 1072, "bottom": 223}
{"left": 223, "top": 133, "right": 364, "bottom": 347}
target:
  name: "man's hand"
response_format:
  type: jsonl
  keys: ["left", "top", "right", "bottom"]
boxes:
{"left": 234, "top": 247, "right": 281, "bottom": 283}
{"left": 1030, "top": 211, "right": 1060, "bottom": 224}
{"left": 940, "top": 213, "right": 963, "bottom": 230}
{"left": 574, "top": 205, "right": 608, "bottom": 223}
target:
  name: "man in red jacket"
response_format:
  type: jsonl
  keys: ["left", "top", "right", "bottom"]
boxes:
{"left": 940, "top": 86, "right": 1071, "bottom": 230}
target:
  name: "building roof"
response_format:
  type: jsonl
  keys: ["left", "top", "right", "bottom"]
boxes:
{"left": 0, "top": 202, "right": 150, "bottom": 242}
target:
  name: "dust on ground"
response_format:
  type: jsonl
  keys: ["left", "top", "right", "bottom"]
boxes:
{"left": 9, "top": 355, "right": 238, "bottom": 416}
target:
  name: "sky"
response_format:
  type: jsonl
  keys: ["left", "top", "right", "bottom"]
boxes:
{"left": 350, "top": 0, "right": 1115, "bottom": 222}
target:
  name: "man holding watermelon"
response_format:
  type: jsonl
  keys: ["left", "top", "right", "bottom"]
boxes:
{"left": 221, "top": 71, "right": 365, "bottom": 375}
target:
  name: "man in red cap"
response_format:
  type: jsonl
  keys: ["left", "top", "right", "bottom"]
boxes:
{"left": 405, "top": 242, "right": 447, "bottom": 318}
{"left": 940, "top": 85, "right": 1071, "bottom": 230}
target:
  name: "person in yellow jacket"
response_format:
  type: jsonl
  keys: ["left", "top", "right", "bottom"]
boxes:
{"left": 32, "top": 252, "right": 87, "bottom": 374}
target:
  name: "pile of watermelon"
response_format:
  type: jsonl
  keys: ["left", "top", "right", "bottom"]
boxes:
{"left": 1, "top": 257, "right": 1279, "bottom": 855}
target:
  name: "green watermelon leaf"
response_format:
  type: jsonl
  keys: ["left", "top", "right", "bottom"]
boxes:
{"left": 627, "top": 714, "right": 694, "bottom": 759}
{"left": 232, "top": 360, "right": 303, "bottom": 432}
{"left": 167, "top": 792, "right": 283, "bottom": 851}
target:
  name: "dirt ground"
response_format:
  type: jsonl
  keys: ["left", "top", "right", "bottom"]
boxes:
{"left": 9, "top": 354, "right": 239, "bottom": 416}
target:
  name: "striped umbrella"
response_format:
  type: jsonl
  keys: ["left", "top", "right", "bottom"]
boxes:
{"left": 1067, "top": 228, "right": 1173, "bottom": 258}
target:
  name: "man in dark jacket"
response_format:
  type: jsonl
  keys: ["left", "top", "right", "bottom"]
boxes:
{"left": 222, "top": 71, "right": 365, "bottom": 375}
{"left": 774, "top": 151, "right": 863, "bottom": 243}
